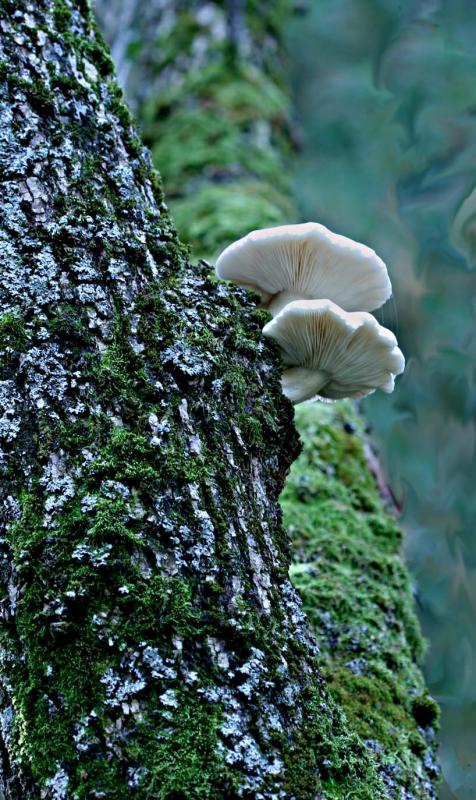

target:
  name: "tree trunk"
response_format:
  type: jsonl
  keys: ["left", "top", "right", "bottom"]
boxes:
{"left": 95, "top": 0, "right": 295, "bottom": 262}
{"left": 0, "top": 1, "right": 440, "bottom": 798}
{"left": 0, "top": 1, "right": 387, "bottom": 798}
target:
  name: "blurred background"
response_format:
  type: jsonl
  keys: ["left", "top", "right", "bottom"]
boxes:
{"left": 95, "top": 1, "right": 476, "bottom": 796}
{"left": 287, "top": 2, "right": 476, "bottom": 797}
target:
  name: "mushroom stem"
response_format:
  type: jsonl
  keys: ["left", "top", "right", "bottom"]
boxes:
{"left": 266, "top": 291, "right": 308, "bottom": 317}
{"left": 281, "top": 367, "right": 328, "bottom": 404}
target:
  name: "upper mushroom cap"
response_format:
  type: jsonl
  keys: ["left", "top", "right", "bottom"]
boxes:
{"left": 215, "top": 222, "right": 392, "bottom": 312}
{"left": 262, "top": 299, "right": 405, "bottom": 404}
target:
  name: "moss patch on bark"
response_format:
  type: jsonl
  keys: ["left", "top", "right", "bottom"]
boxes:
{"left": 282, "top": 401, "right": 440, "bottom": 797}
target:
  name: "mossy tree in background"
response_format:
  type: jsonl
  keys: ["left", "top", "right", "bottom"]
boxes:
{"left": 96, "top": 0, "right": 295, "bottom": 260}
{"left": 95, "top": 1, "right": 440, "bottom": 798}
{"left": 287, "top": 3, "right": 476, "bottom": 797}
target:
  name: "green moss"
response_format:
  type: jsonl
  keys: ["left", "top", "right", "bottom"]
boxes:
{"left": 412, "top": 692, "right": 440, "bottom": 728}
{"left": 282, "top": 401, "right": 438, "bottom": 793}
{"left": 170, "top": 181, "right": 294, "bottom": 262}
{"left": 48, "top": 304, "right": 91, "bottom": 351}
{"left": 53, "top": 0, "right": 72, "bottom": 32}
{"left": 0, "top": 312, "right": 27, "bottom": 355}
{"left": 107, "top": 79, "right": 134, "bottom": 131}
{"left": 80, "top": 36, "right": 115, "bottom": 77}
{"left": 138, "top": 696, "right": 239, "bottom": 799}
{"left": 8, "top": 75, "right": 55, "bottom": 116}
{"left": 132, "top": 15, "right": 293, "bottom": 262}
{"left": 94, "top": 315, "right": 150, "bottom": 409}
{"left": 53, "top": 0, "right": 114, "bottom": 77}
{"left": 279, "top": 688, "right": 387, "bottom": 799}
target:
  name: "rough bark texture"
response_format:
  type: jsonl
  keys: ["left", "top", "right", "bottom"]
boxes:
{"left": 0, "top": 1, "right": 397, "bottom": 798}
{"left": 93, "top": 2, "right": 441, "bottom": 798}
{"left": 0, "top": 0, "right": 440, "bottom": 798}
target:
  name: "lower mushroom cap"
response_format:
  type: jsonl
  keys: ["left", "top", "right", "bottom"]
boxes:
{"left": 262, "top": 299, "right": 405, "bottom": 404}
{"left": 281, "top": 367, "right": 329, "bottom": 404}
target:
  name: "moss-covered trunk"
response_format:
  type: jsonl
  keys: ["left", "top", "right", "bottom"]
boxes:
{"left": 0, "top": 1, "right": 338, "bottom": 797}
{"left": 95, "top": 0, "right": 295, "bottom": 262}
{"left": 0, "top": 0, "right": 419, "bottom": 796}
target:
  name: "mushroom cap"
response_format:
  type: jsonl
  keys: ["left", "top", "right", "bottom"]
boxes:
{"left": 262, "top": 299, "right": 405, "bottom": 404}
{"left": 216, "top": 222, "right": 392, "bottom": 312}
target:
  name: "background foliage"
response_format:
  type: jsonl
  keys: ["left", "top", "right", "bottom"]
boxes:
{"left": 287, "top": 2, "right": 476, "bottom": 798}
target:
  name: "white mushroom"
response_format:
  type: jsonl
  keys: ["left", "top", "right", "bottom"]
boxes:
{"left": 262, "top": 299, "right": 405, "bottom": 404}
{"left": 216, "top": 222, "right": 392, "bottom": 315}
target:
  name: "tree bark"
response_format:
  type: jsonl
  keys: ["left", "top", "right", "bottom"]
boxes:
{"left": 0, "top": 1, "right": 388, "bottom": 798}
{"left": 0, "top": 0, "right": 440, "bottom": 798}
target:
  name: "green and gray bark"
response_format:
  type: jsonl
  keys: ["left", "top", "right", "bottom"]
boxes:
{"left": 0, "top": 0, "right": 439, "bottom": 797}
{"left": 0, "top": 1, "right": 390, "bottom": 798}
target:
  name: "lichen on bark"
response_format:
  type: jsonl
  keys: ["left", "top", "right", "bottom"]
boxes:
{"left": 0, "top": 1, "right": 392, "bottom": 798}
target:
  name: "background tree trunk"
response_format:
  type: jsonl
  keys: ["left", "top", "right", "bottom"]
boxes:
{"left": 95, "top": 0, "right": 295, "bottom": 262}
{"left": 93, "top": 1, "right": 441, "bottom": 798}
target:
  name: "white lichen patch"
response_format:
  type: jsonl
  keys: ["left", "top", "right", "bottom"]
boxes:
{"left": 40, "top": 765, "right": 69, "bottom": 800}
{"left": 0, "top": 381, "right": 22, "bottom": 465}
